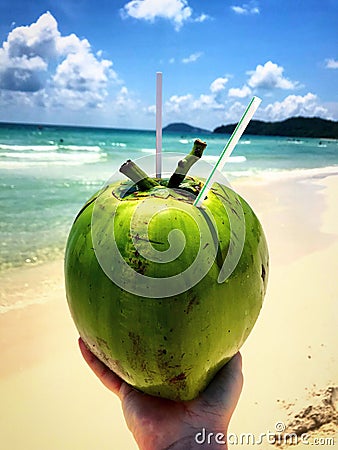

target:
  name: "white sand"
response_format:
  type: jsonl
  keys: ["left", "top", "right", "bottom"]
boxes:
{"left": 0, "top": 174, "right": 337, "bottom": 449}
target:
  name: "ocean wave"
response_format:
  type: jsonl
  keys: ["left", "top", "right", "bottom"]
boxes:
{"left": 0, "top": 143, "right": 103, "bottom": 152}
{"left": 110, "top": 142, "right": 127, "bottom": 147}
{"left": 287, "top": 139, "right": 304, "bottom": 144}
{"left": 259, "top": 166, "right": 338, "bottom": 181}
{"left": 60, "top": 145, "right": 102, "bottom": 152}
{"left": 228, "top": 170, "right": 257, "bottom": 178}
{"left": 2, "top": 151, "right": 70, "bottom": 160}
{"left": 229, "top": 165, "right": 338, "bottom": 182}
{"left": 0, "top": 144, "right": 59, "bottom": 152}
{"left": 141, "top": 148, "right": 156, "bottom": 154}
{"left": 204, "top": 155, "right": 247, "bottom": 163}
{"left": 0, "top": 152, "right": 105, "bottom": 168}
{"left": 1, "top": 151, "right": 104, "bottom": 161}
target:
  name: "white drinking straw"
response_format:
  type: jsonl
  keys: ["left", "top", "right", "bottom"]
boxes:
{"left": 193, "top": 96, "right": 262, "bottom": 207}
{"left": 156, "top": 72, "right": 163, "bottom": 178}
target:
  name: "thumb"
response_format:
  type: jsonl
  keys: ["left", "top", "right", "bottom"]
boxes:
{"left": 199, "top": 352, "right": 243, "bottom": 415}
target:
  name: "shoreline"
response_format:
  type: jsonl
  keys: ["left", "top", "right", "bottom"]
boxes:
{"left": 0, "top": 173, "right": 337, "bottom": 449}
{"left": 1, "top": 164, "right": 338, "bottom": 274}
{"left": 2, "top": 171, "right": 337, "bottom": 308}
{"left": 230, "top": 164, "right": 338, "bottom": 184}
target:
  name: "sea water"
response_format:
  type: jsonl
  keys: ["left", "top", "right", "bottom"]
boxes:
{"left": 1, "top": 122, "right": 337, "bottom": 271}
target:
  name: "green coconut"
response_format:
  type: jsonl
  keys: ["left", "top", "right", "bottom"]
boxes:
{"left": 65, "top": 141, "right": 269, "bottom": 401}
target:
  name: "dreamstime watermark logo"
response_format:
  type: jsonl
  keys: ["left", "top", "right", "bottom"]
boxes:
{"left": 91, "top": 153, "right": 246, "bottom": 298}
{"left": 194, "top": 422, "right": 336, "bottom": 446}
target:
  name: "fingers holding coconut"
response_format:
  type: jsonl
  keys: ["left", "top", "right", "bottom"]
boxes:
{"left": 199, "top": 352, "right": 243, "bottom": 413}
{"left": 78, "top": 337, "right": 124, "bottom": 398}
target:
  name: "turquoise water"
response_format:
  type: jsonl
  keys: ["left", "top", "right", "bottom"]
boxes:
{"left": 1, "top": 122, "right": 337, "bottom": 270}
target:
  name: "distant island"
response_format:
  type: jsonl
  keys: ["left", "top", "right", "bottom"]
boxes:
{"left": 163, "top": 122, "right": 211, "bottom": 134}
{"left": 162, "top": 117, "right": 338, "bottom": 139}
{"left": 213, "top": 116, "right": 338, "bottom": 139}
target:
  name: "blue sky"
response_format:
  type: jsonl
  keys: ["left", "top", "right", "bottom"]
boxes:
{"left": 0, "top": 0, "right": 337, "bottom": 129}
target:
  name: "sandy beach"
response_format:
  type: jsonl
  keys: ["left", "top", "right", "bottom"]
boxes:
{"left": 0, "top": 173, "right": 337, "bottom": 449}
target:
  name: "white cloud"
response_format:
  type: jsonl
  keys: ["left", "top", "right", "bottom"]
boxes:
{"left": 194, "top": 13, "right": 210, "bottom": 23}
{"left": 263, "top": 93, "right": 328, "bottom": 121}
{"left": 0, "top": 12, "right": 117, "bottom": 109}
{"left": 165, "top": 93, "right": 193, "bottom": 114}
{"left": 325, "top": 58, "right": 338, "bottom": 69}
{"left": 121, "top": 0, "right": 208, "bottom": 30}
{"left": 228, "top": 84, "right": 251, "bottom": 98}
{"left": 146, "top": 104, "right": 156, "bottom": 115}
{"left": 247, "top": 61, "right": 298, "bottom": 90}
{"left": 210, "top": 77, "right": 228, "bottom": 93}
{"left": 0, "top": 12, "right": 58, "bottom": 91}
{"left": 193, "top": 94, "right": 225, "bottom": 111}
{"left": 231, "top": 3, "right": 260, "bottom": 15}
{"left": 162, "top": 76, "right": 249, "bottom": 127}
{"left": 121, "top": 0, "right": 191, "bottom": 29}
{"left": 223, "top": 101, "right": 247, "bottom": 122}
{"left": 53, "top": 51, "right": 113, "bottom": 92}
{"left": 162, "top": 90, "right": 227, "bottom": 129}
{"left": 0, "top": 88, "right": 40, "bottom": 108}
{"left": 3, "top": 12, "right": 59, "bottom": 60}
{"left": 182, "top": 52, "right": 203, "bottom": 64}
{"left": 113, "top": 86, "right": 141, "bottom": 115}
{"left": 164, "top": 78, "right": 229, "bottom": 117}
{"left": 161, "top": 81, "right": 332, "bottom": 130}
{"left": 164, "top": 90, "right": 225, "bottom": 123}
{"left": 51, "top": 87, "right": 108, "bottom": 110}
{"left": 56, "top": 33, "right": 91, "bottom": 56}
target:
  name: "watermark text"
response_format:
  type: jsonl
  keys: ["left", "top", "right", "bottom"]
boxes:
{"left": 194, "top": 423, "right": 336, "bottom": 446}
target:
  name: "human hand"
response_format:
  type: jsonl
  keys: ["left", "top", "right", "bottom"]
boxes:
{"left": 79, "top": 338, "right": 243, "bottom": 450}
